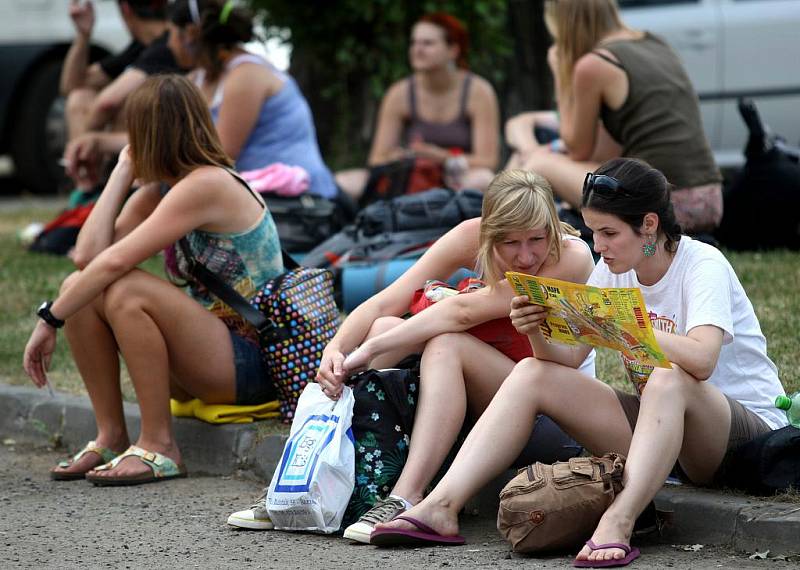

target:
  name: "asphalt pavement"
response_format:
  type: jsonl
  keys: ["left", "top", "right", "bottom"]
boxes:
{"left": 2, "top": 445, "right": 798, "bottom": 570}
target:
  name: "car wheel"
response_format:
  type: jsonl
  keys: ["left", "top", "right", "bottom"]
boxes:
{"left": 11, "top": 59, "right": 68, "bottom": 194}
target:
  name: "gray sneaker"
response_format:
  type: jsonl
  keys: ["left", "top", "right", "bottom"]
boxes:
{"left": 227, "top": 489, "right": 274, "bottom": 530}
{"left": 343, "top": 496, "right": 407, "bottom": 544}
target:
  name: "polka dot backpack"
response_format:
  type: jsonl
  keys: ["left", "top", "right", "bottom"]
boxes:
{"left": 178, "top": 238, "right": 339, "bottom": 422}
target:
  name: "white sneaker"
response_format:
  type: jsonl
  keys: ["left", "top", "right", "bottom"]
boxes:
{"left": 343, "top": 496, "right": 407, "bottom": 544}
{"left": 227, "top": 490, "right": 274, "bottom": 530}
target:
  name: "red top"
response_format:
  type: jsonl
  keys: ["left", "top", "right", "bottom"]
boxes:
{"left": 409, "top": 278, "right": 532, "bottom": 363}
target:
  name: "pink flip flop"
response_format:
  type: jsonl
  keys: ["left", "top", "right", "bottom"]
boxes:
{"left": 573, "top": 540, "right": 641, "bottom": 568}
{"left": 370, "top": 515, "right": 466, "bottom": 547}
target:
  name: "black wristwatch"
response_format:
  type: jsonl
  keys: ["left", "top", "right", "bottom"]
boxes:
{"left": 37, "top": 301, "right": 65, "bottom": 329}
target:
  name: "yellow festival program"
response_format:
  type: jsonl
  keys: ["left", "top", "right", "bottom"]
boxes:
{"left": 505, "top": 272, "right": 671, "bottom": 370}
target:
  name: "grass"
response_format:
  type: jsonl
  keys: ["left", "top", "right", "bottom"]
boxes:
{"left": 1, "top": 201, "right": 798, "bottom": 402}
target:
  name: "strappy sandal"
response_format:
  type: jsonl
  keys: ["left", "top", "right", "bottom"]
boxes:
{"left": 85, "top": 445, "right": 187, "bottom": 487}
{"left": 50, "top": 440, "right": 120, "bottom": 481}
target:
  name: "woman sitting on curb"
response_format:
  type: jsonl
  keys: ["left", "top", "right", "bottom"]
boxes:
{"left": 23, "top": 75, "right": 284, "bottom": 485}
{"left": 369, "top": 158, "right": 787, "bottom": 567}
{"left": 505, "top": 0, "right": 722, "bottom": 234}
{"left": 225, "top": 169, "right": 595, "bottom": 532}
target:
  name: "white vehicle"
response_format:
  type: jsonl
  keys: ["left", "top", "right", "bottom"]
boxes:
{"left": 0, "top": 0, "right": 128, "bottom": 193}
{"left": 620, "top": 0, "right": 800, "bottom": 169}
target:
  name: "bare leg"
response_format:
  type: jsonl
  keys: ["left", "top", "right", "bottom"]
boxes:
{"left": 576, "top": 365, "right": 731, "bottom": 563}
{"left": 52, "top": 271, "right": 129, "bottom": 476}
{"left": 523, "top": 151, "right": 600, "bottom": 209}
{"left": 335, "top": 168, "right": 369, "bottom": 201}
{"left": 87, "top": 270, "right": 241, "bottom": 479}
{"left": 376, "top": 358, "right": 632, "bottom": 536}
{"left": 461, "top": 168, "right": 495, "bottom": 193}
{"left": 391, "top": 333, "right": 514, "bottom": 504}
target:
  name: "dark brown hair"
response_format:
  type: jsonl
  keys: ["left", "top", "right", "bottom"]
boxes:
{"left": 169, "top": 0, "right": 254, "bottom": 79}
{"left": 582, "top": 158, "right": 682, "bottom": 253}
{"left": 124, "top": 74, "right": 233, "bottom": 182}
{"left": 417, "top": 12, "right": 469, "bottom": 69}
{"left": 120, "top": 0, "right": 169, "bottom": 20}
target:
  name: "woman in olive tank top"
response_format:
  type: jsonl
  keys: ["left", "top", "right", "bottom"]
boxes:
{"left": 336, "top": 12, "right": 500, "bottom": 199}
{"left": 504, "top": 0, "right": 722, "bottom": 234}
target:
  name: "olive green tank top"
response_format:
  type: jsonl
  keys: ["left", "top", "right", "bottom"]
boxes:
{"left": 598, "top": 33, "right": 721, "bottom": 189}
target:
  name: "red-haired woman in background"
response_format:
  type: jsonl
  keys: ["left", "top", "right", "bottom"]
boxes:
{"left": 336, "top": 13, "right": 500, "bottom": 199}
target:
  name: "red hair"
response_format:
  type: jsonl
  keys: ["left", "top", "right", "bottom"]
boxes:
{"left": 417, "top": 12, "right": 469, "bottom": 69}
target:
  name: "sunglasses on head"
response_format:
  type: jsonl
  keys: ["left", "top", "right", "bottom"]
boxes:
{"left": 582, "top": 173, "right": 633, "bottom": 199}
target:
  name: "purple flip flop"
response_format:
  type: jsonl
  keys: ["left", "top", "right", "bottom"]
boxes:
{"left": 370, "top": 515, "right": 466, "bottom": 547}
{"left": 573, "top": 540, "right": 641, "bottom": 568}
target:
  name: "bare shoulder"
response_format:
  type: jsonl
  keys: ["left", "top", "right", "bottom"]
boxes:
{"left": 468, "top": 73, "right": 498, "bottom": 98}
{"left": 224, "top": 61, "right": 278, "bottom": 94}
{"left": 382, "top": 78, "right": 410, "bottom": 114}
{"left": 540, "top": 236, "right": 595, "bottom": 282}
{"left": 574, "top": 51, "right": 621, "bottom": 84}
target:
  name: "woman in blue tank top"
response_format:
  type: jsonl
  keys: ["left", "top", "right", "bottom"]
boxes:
{"left": 23, "top": 75, "right": 284, "bottom": 486}
{"left": 167, "top": 0, "right": 337, "bottom": 198}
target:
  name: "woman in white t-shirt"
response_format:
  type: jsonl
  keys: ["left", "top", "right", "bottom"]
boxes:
{"left": 369, "top": 158, "right": 787, "bottom": 566}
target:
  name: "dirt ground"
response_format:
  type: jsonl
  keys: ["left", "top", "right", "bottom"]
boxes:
{"left": 1, "top": 445, "right": 797, "bottom": 569}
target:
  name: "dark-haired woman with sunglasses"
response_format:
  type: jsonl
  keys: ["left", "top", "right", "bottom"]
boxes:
{"left": 370, "top": 158, "right": 787, "bottom": 567}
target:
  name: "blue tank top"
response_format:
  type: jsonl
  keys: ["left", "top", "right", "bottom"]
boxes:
{"left": 197, "top": 54, "right": 338, "bottom": 199}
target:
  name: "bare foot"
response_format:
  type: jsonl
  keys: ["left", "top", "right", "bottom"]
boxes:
{"left": 374, "top": 498, "right": 460, "bottom": 537}
{"left": 574, "top": 512, "right": 635, "bottom": 564}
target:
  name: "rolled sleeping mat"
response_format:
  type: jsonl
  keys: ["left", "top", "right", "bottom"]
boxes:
{"left": 340, "top": 260, "right": 476, "bottom": 312}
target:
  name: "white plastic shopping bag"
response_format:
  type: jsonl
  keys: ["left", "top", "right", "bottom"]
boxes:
{"left": 266, "top": 383, "right": 355, "bottom": 533}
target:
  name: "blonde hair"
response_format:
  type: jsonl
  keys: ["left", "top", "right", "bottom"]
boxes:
{"left": 476, "top": 170, "right": 579, "bottom": 284}
{"left": 124, "top": 74, "right": 233, "bottom": 182}
{"left": 544, "top": 0, "right": 626, "bottom": 101}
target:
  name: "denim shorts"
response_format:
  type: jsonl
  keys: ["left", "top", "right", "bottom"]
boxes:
{"left": 229, "top": 331, "right": 277, "bottom": 405}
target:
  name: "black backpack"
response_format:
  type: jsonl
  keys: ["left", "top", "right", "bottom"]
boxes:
{"left": 716, "top": 99, "right": 800, "bottom": 250}
{"left": 721, "top": 426, "right": 800, "bottom": 495}
{"left": 341, "top": 356, "right": 420, "bottom": 528}
{"left": 302, "top": 187, "right": 483, "bottom": 269}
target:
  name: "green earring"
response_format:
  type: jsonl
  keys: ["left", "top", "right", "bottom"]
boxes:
{"left": 642, "top": 235, "right": 656, "bottom": 257}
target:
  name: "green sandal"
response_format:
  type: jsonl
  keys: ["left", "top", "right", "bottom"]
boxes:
{"left": 85, "top": 445, "right": 187, "bottom": 487}
{"left": 50, "top": 440, "right": 120, "bottom": 481}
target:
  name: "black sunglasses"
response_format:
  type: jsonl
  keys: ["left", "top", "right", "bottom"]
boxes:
{"left": 582, "top": 173, "right": 633, "bottom": 199}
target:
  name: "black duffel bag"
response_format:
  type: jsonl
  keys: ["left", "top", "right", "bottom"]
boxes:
{"left": 355, "top": 187, "right": 483, "bottom": 236}
{"left": 720, "top": 425, "right": 800, "bottom": 495}
{"left": 263, "top": 193, "right": 353, "bottom": 253}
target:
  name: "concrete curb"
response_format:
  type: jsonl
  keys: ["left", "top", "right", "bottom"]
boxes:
{"left": 2, "top": 383, "right": 799, "bottom": 555}
{"left": 0, "top": 383, "right": 287, "bottom": 481}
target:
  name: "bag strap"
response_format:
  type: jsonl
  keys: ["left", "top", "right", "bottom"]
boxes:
{"left": 177, "top": 238, "right": 296, "bottom": 340}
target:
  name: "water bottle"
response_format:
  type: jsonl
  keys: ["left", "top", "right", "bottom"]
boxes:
{"left": 443, "top": 148, "right": 468, "bottom": 191}
{"left": 775, "top": 392, "right": 800, "bottom": 428}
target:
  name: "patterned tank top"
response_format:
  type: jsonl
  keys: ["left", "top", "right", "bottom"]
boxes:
{"left": 176, "top": 171, "right": 284, "bottom": 341}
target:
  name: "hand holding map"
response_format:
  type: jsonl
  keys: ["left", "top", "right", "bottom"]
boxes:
{"left": 505, "top": 272, "right": 671, "bottom": 370}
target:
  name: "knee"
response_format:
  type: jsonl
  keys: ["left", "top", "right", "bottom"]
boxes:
{"left": 464, "top": 168, "right": 495, "bottom": 192}
{"left": 65, "top": 88, "right": 96, "bottom": 114}
{"left": 366, "top": 316, "right": 404, "bottom": 338}
{"left": 642, "top": 365, "right": 692, "bottom": 400}
{"left": 424, "top": 331, "right": 470, "bottom": 354}
{"left": 103, "top": 271, "right": 149, "bottom": 318}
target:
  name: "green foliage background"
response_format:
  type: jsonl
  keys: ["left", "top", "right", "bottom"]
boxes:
{"left": 249, "top": 0, "right": 512, "bottom": 167}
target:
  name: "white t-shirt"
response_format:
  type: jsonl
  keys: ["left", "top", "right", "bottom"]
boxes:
{"left": 588, "top": 237, "right": 787, "bottom": 429}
